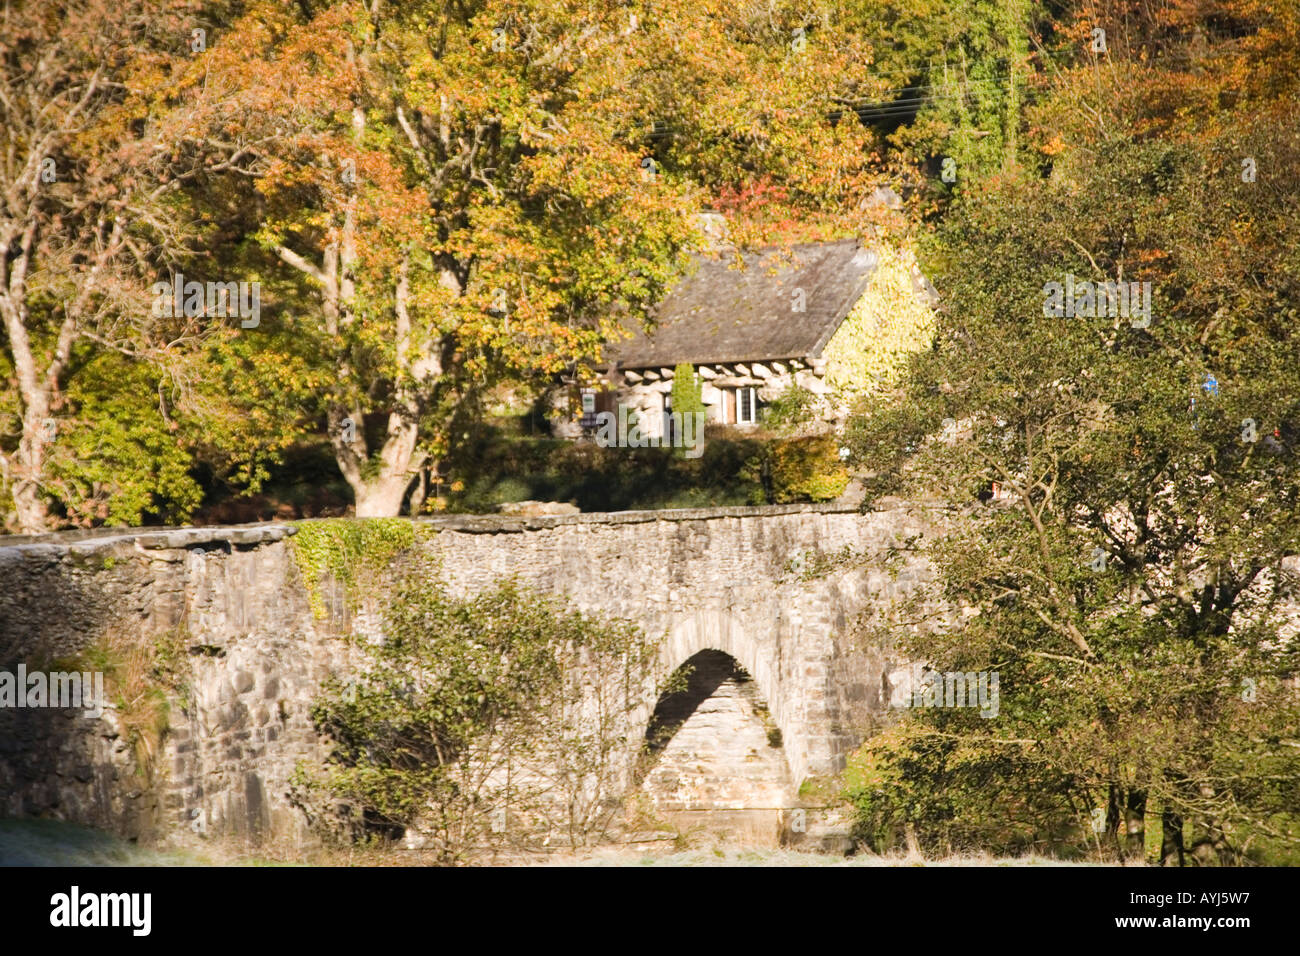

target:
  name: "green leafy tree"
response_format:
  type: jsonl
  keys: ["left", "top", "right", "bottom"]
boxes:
{"left": 669, "top": 364, "right": 704, "bottom": 420}
{"left": 848, "top": 0, "right": 1040, "bottom": 203}
{"left": 845, "top": 116, "right": 1300, "bottom": 863}
{"left": 667, "top": 362, "right": 705, "bottom": 458}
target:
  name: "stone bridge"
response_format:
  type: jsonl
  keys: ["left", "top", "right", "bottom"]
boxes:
{"left": 0, "top": 502, "right": 938, "bottom": 850}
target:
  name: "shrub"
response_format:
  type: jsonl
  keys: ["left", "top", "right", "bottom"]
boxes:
{"left": 762, "top": 383, "right": 818, "bottom": 431}
{"left": 669, "top": 363, "right": 705, "bottom": 419}
{"left": 742, "top": 434, "right": 849, "bottom": 503}
{"left": 294, "top": 554, "right": 660, "bottom": 862}
{"left": 843, "top": 721, "right": 1081, "bottom": 858}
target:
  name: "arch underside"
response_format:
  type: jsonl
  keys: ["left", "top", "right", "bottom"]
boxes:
{"left": 659, "top": 610, "right": 813, "bottom": 782}
{"left": 639, "top": 649, "right": 795, "bottom": 846}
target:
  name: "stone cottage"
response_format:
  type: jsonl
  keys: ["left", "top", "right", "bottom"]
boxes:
{"left": 551, "top": 237, "right": 937, "bottom": 442}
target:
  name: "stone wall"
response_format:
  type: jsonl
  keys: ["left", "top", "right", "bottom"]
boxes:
{"left": 0, "top": 525, "right": 341, "bottom": 849}
{"left": 550, "top": 359, "right": 837, "bottom": 442}
{"left": 417, "top": 502, "right": 937, "bottom": 783}
{"left": 0, "top": 502, "right": 939, "bottom": 850}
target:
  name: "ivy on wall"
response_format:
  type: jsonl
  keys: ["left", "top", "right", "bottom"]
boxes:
{"left": 823, "top": 245, "right": 936, "bottom": 401}
{"left": 290, "top": 519, "right": 434, "bottom": 619}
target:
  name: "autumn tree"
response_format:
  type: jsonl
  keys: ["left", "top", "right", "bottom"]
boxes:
{"left": 0, "top": 0, "right": 298, "bottom": 531}
{"left": 1025, "top": 0, "right": 1300, "bottom": 164}
{"left": 0, "top": 3, "right": 172, "bottom": 529}
{"left": 165, "top": 0, "right": 896, "bottom": 515}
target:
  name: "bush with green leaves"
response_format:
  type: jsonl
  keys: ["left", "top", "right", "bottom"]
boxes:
{"left": 741, "top": 434, "right": 849, "bottom": 504}
{"left": 843, "top": 722, "right": 1083, "bottom": 859}
{"left": 762, "top": 384, "right": 818, "bottom": 432}
{"left": 294, "top": 553, "right": 660, "bottom": 862}
{"left": 443, "top": 429, "right": 763, "bottom": 512}
{"left": 669, "top": 363, "right": 705, "bottom": 420}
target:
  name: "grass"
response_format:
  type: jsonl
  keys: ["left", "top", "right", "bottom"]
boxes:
{"left": 1, "top": 818, "right": 1106, "bottom": 867}
{"left": 0, "top": 819, "right": 302, "bottom": 867}
{"left": 528, "top": 847, "right": 1096, "bottom": 867}
{"left": 0, "top": 819, "right": 209, "bottom": 866}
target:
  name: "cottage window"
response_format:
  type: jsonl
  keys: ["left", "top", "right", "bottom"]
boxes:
{"left": 736, "top": 386, "right": 758, "bottom": 425}
{"left": 718, "top": 386, "right": 759, "bottom": 425}
{"left": 579, "top": 387, "right": 614, "bottom": 427}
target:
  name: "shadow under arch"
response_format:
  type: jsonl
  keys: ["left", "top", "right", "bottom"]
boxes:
{"left": 634, "top": 649, "right": 794, "bottom": 845}
{"left": 640, "top": 650, "right": 781, "bottom": 760}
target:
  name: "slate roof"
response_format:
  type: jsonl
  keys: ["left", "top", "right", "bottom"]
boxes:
{"left": 605, "top": 238, "right": 880, "bottom": 370}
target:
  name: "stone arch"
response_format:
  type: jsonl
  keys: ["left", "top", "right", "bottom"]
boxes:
{"left": 637, "top": 648, "right": 795, "bottom": 845}
{"left": 658, "top": 610, "right": 804, "bottom": 782}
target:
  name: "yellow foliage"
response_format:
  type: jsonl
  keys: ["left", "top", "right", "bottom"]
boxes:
{"left": 770, "top": 435, "right": 849, "bottom": 503}
{"left": 823, "top": 245, "right": 936, "bottom": 400}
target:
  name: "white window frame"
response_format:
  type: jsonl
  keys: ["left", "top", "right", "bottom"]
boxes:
{"left": 736, "top": 386, "right": 758, "bottom": 426}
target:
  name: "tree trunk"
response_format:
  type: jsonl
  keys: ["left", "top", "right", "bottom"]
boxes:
{"left": 353, "top": 474, "right": 416, "bottom": 517}
{"left": 2, "top": 262, "right": 56, "bottom": 534}
{"left": 7, "top": 390, "right": 54, "bottom": 534}
{"left": 904, "top": 821, "right": 923, "bottom": 859}
{"left": 1106, "top": 783, "right": 1126, "bottom": 861}
{"left": 1143, "top": 795, "right": 1163, "bottom": 865}
{"left": 9, "top": 472, "right": 50, "bottom": 533}
{"left": 1161, "top": 809, "right": 1185, "bottom": 866}
{"left": 407, "top": 462, "right": 430, "bottom": 516}
{"left": 1126, "top": 789, "right": 1147, "bottom": 860}
{"left": 343, "top": 406, "right": 425, "bottom": 517}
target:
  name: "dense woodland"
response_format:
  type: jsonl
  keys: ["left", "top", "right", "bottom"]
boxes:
{"left": 3, "top": 0, "right": 1299, "bottom": 863}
